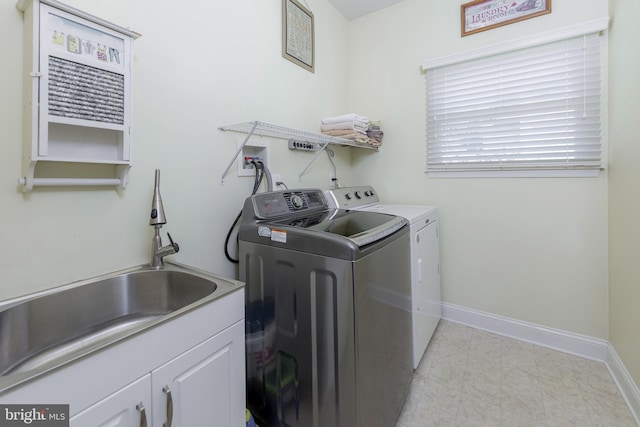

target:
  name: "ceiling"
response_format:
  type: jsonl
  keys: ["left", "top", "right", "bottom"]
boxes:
{"left": 327, "top": 0, "right": 407, "bottom": 20}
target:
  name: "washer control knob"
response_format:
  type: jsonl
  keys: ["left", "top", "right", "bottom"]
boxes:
{"left": 345, "top": 193, "right": 352, "bottom": 200}
{"left": 291, "top": 195, "right": 304, "bottom": 208}
{"left": 355, "top": 191, "right": 362, "bottom": 199}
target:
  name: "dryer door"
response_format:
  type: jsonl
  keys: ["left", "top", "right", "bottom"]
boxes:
{"left": 413, "top": 219, "right": 441, "bottom": 368}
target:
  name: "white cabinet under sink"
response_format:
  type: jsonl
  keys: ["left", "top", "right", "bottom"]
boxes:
{"left": 70, "top": 322, "right": 243, "bottom": 427}
{"left": 0, "top": 286, "right": 246, "bottom": 427}
{"left": 151, "top": 324, "right": 241, "bottom": 427}
{"left": 70, "top": 375, "right": 152, "bottom": 427}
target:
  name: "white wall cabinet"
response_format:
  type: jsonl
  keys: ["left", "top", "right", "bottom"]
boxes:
{"left": 17, "top": 0, "right": 140, "bottom": 191}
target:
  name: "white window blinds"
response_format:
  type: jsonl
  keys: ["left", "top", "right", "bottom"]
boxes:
{"left": 425, "top": 32, "right": 603, "bottom": 175}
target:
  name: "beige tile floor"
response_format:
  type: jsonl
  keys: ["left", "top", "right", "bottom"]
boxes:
{"left": 396, "top": 320, "right": 638, "bottom": 427}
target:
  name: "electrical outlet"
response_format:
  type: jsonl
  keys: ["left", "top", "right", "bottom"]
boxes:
{"left": 288, "top": 140, "right": 320, "bottom": 151}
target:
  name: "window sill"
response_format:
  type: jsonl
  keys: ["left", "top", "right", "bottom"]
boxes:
{"left": 426, "top": 169, "right": 602, "bottom": 178}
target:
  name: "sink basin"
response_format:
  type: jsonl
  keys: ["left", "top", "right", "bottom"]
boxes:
{"left": 0, "top": 263, "right": 240, "bottom": 391}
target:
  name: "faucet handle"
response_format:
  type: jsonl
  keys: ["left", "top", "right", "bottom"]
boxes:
{"left": 167, "top": 233, "right": 180, "bottom": 253}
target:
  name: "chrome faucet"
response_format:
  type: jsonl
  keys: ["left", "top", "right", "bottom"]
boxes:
{"left": 150, "top": 227, "right": 179, "bottom": 269}
{"left": 149, "top": 169, "right": 179, "bottom": 269}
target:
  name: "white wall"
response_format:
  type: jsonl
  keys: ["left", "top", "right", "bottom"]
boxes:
{"left": 0, "top": 0, "right": 352, "bottom": 300}
{"left": 4, "top": 0, "right": 635, "bottom": 393}
{"left": 348, "top": 0, "right": 610, "bottom": 339}
{"left": 608, "top": 0, "right": 640, "bottom": 390}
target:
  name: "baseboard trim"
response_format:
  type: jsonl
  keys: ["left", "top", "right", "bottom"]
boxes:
{"left": 442, "top": 302, "right": 609, "bottom": 361}
{"left": 441, "top": 302, "right": 640, "bottom": 425}
{"left": 607, "top": 344, "right": 640, "bottom": 426}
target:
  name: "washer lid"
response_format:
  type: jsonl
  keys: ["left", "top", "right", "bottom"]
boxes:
{"left": 270, "top": 209, "right": 407, "bottom": 247}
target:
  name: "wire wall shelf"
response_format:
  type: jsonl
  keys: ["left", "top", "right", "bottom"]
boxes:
{"left": 218, "top": 121, "right": 378, "bottom": 183}
{"left": 219, "top": 121, "right": 378, "bottom": 150}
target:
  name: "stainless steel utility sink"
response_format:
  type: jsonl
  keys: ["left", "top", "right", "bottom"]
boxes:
{"left": 0, "top": 262, "right": 243, "bottom": 392}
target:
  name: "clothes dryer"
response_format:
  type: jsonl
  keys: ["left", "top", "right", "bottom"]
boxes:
{"left": 326, "top": 186, "right": 441, "bottom": 369}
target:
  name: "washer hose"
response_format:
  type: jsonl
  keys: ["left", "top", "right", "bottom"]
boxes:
{"left": 224, "top": 161, "right": 265, "bottom": 264}
{"left": 260, "top": 160, "right": 274, "bottom": 192}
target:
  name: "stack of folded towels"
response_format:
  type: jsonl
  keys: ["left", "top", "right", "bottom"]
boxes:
{"left": 367, "top": 121, "right": 384, "bottom": 146}
{"left": 320, "top": 113, "right": 383, "bottom": 147}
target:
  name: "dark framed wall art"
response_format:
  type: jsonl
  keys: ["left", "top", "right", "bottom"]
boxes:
{"left": 282, "top": 0, "right": 314, "bottom": 72}
{"left": 461, "top": 0, "right": 552, "bottom": 37}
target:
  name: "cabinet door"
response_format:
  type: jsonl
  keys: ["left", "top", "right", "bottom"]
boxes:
{"left": 151, "top": 321, "right": 245, "bottom": 427}
{"left": 413, "top": 220, "right": 441, "bottom": 366}
{"left": 70, "top": 375, "right": 151, "bottom": 427}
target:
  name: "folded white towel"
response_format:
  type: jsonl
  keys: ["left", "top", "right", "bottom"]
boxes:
{"left": 321, "top": 130, "right": 382, "bottom": 147}
{"left": 320, "top": 121, "right": 369, "bottom": 133}
{"left": 322, "top": 113, "right": 369, "bottom": 125}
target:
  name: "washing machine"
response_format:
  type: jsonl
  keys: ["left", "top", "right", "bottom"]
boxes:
{"left": 326, "top": 186, "right": 441, "bottom": 369}
{"left": 238, "top": 189, "right": 413, "bottom": 427}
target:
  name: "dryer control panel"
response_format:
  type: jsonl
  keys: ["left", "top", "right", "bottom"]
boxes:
{"left": 326, "top": 186, "right": 380, "bottom": 210}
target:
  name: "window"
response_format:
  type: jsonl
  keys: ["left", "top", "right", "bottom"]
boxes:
{"left": 423, "top": 26, "right": 606, "bottom": 177}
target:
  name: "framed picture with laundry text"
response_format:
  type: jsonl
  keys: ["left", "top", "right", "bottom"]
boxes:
{"left": 282, "top": 0, "right": 315, "bottom": 72}
{"left": 461, "top": 0, "right": 552, "bottom": 37}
